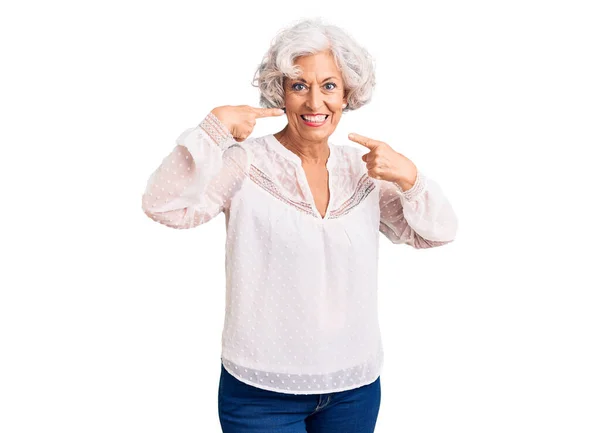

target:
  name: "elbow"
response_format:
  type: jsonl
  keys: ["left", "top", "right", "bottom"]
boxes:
{"left": 142, "top": 208, "right": 192, "bottom": 229}
{"left": 411, "top": 236, "right": 454, "bottom": 249}
{"left": 411, "top": 223, "right": 457, "bottom": 249}
{"left": 413, "top": 215, "right": 458, "bottom": 249}
{"left": 141, "top": 195, "right": 196, "bottom": 229}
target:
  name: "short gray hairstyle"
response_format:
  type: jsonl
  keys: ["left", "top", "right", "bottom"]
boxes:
{"left": 251, "top": 17, "right": 376, "bottom": 112}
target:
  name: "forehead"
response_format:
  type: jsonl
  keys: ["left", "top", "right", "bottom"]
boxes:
{"left": 292, "top": 52, "right": 342, "bottom": 79}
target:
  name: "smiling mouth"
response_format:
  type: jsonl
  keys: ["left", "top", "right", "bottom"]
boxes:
{"left": 300, "top": 115, "right": 329, "bottom": 122}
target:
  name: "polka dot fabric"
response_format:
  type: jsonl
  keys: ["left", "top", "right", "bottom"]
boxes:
{"left": 142, "top": 111, "right": 458, "bottom": 395}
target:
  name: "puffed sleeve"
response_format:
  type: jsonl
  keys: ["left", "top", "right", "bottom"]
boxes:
{"left": 378, "top": 170, "right": 458, "bottom": 248}
{"left": 141, "top": 111, "right": 249, "bottom": 229}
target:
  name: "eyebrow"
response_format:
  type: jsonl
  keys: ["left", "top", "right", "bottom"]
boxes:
{"left": 295, "top": 76, "right": 340, "bottom": 83}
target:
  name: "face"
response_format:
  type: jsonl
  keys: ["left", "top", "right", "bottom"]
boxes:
{"left": 282, "top": 51, "right": 347, "bottom": 143}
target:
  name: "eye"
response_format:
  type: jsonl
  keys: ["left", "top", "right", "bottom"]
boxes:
{"left": 291, "top": 83, "right": 306, "bottom": 91}
{"left": 324, "top": 82, "right": 337, "bottom": 90}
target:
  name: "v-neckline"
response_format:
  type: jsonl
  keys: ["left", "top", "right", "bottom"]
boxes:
{"left": 303, "top": 163, "right": 331, "bottom": 219}
{"left": 266, "top": 134, "right": 335, "bottom": 220}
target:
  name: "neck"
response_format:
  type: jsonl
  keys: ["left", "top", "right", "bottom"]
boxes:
{"left": 274, "top": 126, "right": 330, "bottom": 166}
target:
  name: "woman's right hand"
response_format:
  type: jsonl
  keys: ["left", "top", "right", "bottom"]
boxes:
{"left": 211, "top": 105, "right": 286, "bottom": 142}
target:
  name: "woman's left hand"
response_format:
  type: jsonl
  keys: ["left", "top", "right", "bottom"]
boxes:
{"left": 348, "top": 133, "right": 418, "bottom": 188}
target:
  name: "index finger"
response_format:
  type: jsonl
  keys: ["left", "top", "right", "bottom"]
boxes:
{"left": 253, "top": 107, "right": 286, "bottom": 118}
{"left": 348, "top": 133, "right": 379, "bottom": 149}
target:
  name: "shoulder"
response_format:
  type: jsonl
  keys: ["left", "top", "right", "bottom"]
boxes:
{"left": 223, "top": 134, "right": 268, "bottom": 158}
{"left": 330, "top": 141, "right": 368, "bottom": 165}
{"left": 230, "top": 134, "right": 291, "bottom": 171}
{"left": 334, "top": 142, "right": 365, "bottom": 155}
{"left": 236, "top": 134, "right": 270, "bottom": 152}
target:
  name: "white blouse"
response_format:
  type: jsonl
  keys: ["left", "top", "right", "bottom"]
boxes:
{"left": 141, "top": 111, "right": 458, "bottom": 395}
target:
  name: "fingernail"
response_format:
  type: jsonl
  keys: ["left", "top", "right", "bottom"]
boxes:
{"left": 348, "top": 133, "right": 355, "bottom": 139}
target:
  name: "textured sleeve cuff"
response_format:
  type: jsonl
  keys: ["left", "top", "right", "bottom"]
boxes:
{"left": 199, "top": 111, "right": 235, "bottom": 151}
{"left": 394, "top": 170, "right": 427, "bottom": 202}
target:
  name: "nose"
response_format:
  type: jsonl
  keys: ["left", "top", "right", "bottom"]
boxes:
{"left": 306, "top": 86, "right": 324, "bottom": 112}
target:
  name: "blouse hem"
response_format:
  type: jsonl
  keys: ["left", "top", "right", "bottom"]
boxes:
{"left": 219, "top": 353, "right": 383, "bottom": 396}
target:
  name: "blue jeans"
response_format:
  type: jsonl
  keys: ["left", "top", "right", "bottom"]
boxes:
{"left": 218, "top": 362, "right": 381, "bottom": 433}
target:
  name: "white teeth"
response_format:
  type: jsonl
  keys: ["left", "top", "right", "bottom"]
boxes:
{"left": 302, "top": 115, "right": 328, "bottom": 122}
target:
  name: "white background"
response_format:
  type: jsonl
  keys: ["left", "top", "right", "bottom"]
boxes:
{"left": 1, "top": 1, "right": 599, "bottom": 432}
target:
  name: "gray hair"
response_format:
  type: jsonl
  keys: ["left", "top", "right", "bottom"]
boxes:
{"left": 251, "top": 17, "right": 376, "bottom": 112}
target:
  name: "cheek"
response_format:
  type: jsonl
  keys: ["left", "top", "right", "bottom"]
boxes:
{"left": 285, "top": 96, "right": 304, "bottom": 111}
{"left": 330, "top": 97, "right": 345, "bottom": 110}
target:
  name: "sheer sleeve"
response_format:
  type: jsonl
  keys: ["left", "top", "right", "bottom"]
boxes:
{"left": 378, "top": 170, "right": 458, "bottom": 248}
{"left": 141, "top": 112, "right": 249, "bottom": 229}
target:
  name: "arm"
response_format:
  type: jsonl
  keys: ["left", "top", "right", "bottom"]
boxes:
{"left": 378, "top": 170, "right": 458, "bottom": 248}
{"left": 141, "top": 111, "right": 248, "bottom": 229}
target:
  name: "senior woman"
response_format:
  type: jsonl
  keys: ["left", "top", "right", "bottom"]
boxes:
{"left": 141, "top": 17, "right": 457, "bottom": 433}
